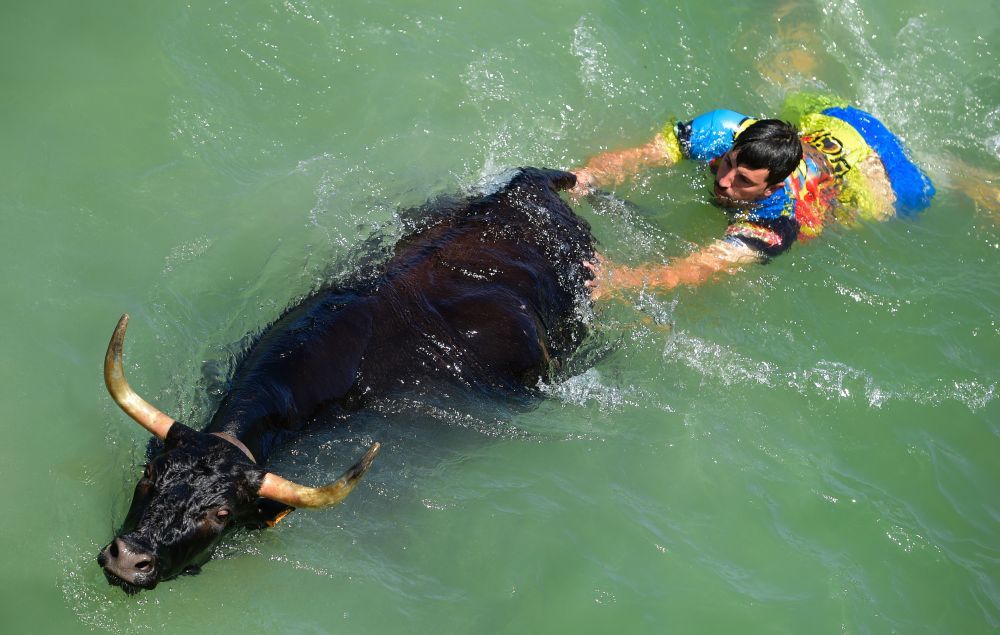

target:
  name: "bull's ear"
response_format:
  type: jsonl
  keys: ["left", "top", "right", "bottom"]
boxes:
{"left": 535, "top": 168, "right": 577, "bottom": 192}
{"left": 248, "top": 498, "right": 295, "bottom": 529}
{"left": 163, "top": 421, "right": 197, "bottom": 448}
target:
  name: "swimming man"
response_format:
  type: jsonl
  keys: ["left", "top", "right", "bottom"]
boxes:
{"left": 571, "top": 94, "right": 936, "bottom": 297}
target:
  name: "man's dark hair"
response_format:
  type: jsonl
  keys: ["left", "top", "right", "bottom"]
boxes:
{"left": 731, "top": 119, "right": 802, "bottom": 185}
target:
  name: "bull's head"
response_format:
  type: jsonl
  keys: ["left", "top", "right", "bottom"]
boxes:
{"left": 97, "top": 315, "right": 379, "bottom": 594}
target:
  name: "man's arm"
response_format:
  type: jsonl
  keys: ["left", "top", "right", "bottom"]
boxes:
{"left": 570, "top": 132, "right": 678, "bottom": 198}
{"left": 571, "top": 110, "right": 754, "bottom": 199}
{"left": 585, "top": 239, "right": 763, "bottom": 300}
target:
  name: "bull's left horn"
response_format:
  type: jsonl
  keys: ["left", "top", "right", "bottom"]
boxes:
{"left": 104, "top": 314, "right": 175, "bottom": 440}
{"left": 258, "top": 442, "right": 380, "bottom": 509}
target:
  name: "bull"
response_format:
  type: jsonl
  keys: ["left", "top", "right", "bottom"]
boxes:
{"left": 98, "top": 168, "right": 595, "bottom": 594}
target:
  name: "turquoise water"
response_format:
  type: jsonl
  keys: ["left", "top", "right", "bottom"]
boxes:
{"left": 1, "top": 0, "right": 998, "bottom": 632}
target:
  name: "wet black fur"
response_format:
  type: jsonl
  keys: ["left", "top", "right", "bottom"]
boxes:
{"left": 101, "top": 168, "right": 595, "bottom": 592}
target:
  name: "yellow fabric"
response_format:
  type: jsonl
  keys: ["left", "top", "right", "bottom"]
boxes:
{"left": 734, "top": 116, "right": 758, "bottom": 138}
{"left": 782, "top": 92, "right": 895, "bottom": 224}
{"left": 660, "top": 119, "right": 684, "bottom": 165}
{"left": 779, "top": 92, "right": 849, "bottom": 128}
{"left": 798, "top": 113, "right": 894, "bottom": 224}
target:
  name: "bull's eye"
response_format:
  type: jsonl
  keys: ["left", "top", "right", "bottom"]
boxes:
{"left": 215, "top": 508, "right": 231, "bottom": 521}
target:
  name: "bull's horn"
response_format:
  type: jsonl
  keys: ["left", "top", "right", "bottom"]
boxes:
{"left": 104, "top": 314, "right": 175, "bottom": 440}
{"left": 258, "top": 442, "right": 380, "bottom": 508}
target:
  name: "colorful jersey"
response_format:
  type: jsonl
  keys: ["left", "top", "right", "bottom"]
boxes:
{"left": 662, "top": 95, "right": 935, "bottom": 257}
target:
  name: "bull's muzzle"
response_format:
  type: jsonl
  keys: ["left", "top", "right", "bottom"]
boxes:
{"left": 98, "top": 537, "right": 158, "bottom": 593}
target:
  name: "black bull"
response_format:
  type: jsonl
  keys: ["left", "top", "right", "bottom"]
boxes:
{"left": 98, "top": 168, "right": 596, "bottom": 593}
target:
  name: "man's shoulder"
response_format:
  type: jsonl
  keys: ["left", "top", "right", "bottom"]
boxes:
{"left": 676, "top": 109, "right": 755, "bottom": 161}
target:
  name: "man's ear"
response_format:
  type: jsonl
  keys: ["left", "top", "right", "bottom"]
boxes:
{"left": 249, "top": 498, "right": 295, "bottom": 529}
{"left": 763, "top": 180, "right": 786, "bottom": 197}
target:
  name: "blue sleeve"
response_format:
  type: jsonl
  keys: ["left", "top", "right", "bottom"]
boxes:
{"left": 676, "top": 109, "right": 752, "bottom": 161}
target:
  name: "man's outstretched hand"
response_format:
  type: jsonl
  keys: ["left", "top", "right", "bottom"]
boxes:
{"left": 582, "top": 257, "right": 605, "bottom": 301}
{"left": 569, "top": 168, "right": 596, "bottom": 202}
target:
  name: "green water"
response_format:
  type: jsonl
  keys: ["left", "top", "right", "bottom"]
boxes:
{"left": 2, "top": 0, "right": 998, "bottom": 632}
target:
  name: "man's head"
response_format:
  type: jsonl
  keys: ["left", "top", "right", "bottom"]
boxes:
{"left": 713, "top": 119, "right": 802, "bottom": 204}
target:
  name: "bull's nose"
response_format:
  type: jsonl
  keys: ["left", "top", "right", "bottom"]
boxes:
{"left": 99, "top": 537, "right": 157, "bottom": 583}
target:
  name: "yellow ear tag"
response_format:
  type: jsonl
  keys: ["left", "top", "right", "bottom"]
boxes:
{"left": 266, "top": 508, "right": 293, "bottom": 528}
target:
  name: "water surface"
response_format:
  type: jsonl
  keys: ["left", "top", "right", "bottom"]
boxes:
{"left": 1, "top": 0, "right": 997, "bottom": 632}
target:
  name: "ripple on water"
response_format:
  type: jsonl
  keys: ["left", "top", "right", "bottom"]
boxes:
{"left": 662, "top": 329, "right": 995, "bottom": 413}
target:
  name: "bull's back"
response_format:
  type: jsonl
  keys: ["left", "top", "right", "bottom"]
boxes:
{"left": 375, "top": 168, "right": 594, "bottom": 388}
{"left": 211, "top": 168, "right": 593, "bottom": 441}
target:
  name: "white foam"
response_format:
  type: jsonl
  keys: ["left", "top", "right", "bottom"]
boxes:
{"left": 663, "top": 330, "right": 996, "bottom": 412}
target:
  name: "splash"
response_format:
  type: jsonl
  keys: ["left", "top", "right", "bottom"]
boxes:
{"left": 818, "top": 3, "right": 999, "bottom": 161}
{"left": 540, "top": 367, "right": 674, "bottom": 415}
{"left": 569, "top": 15, "right": 643, "bottom": 104}
{"left": 571, "top": 17, "right": 612, "bottom": 95}
{"left": 461, "top": 50, "right": 511, "bottom": 104}
{"left": 162, "top": 236, "right": 214, "bottom": 274}
{"left": 663, "top": 329, "right": 996, "bottom": 413}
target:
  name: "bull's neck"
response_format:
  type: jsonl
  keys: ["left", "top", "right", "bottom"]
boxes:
{"left": 201, "top": 294, "right": 379, "bottom": 465}
{"left": 204, "top": 390, "right": 310, "bottom": 465}
{"left": 209, "top": 431, "right": 256, "bottom": 463}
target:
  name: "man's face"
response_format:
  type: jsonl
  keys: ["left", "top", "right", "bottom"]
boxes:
{"left": 713, "top": 149, "right": 783, "bottom": 204}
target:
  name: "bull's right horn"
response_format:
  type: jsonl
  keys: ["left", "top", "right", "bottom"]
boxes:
{"left": 258, "top": 442, "right": 380, "bottom": 508}
{"left": 104, "top": 314, "right": 175, "bottom": 440}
